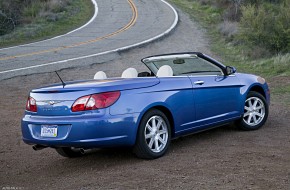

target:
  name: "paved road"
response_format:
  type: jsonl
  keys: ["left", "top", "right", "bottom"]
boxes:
{"left": 0, "top": 0, "right": 177, "bottom": 80}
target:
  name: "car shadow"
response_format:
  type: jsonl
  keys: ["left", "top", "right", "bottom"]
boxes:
{"left": 36, "top": 124, "right": 239, "bottom": 176}
{"left": 171, "top": 124, "right": 238, "bottom": 146}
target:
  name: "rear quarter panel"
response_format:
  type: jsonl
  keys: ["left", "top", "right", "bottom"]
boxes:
{"left": 109, "top": 77, "right": 195, "bottom": 136}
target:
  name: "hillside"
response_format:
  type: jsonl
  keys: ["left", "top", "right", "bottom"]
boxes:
{"left": 0, "top": 0, "right": 93, "bottom": 47}
{"left": 170, "top": 0, "right": 290, "bottom": 102}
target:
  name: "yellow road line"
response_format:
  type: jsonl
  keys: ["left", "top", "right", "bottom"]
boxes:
{"left": 0, "top": 0, "right": 138, "bottom": 61}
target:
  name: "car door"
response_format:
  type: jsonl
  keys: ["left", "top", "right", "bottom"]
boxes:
{"left": 189, "top": 75, "right": 241, "bottom": 128}
{"left": 142, "top": 53, "right": 242, "bottom": 134}
{"left": 184, "top": 56, "right": 242, "bottom": 129}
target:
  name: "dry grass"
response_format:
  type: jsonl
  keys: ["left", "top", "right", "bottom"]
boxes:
{"left": 218, "top": 20, "right": 238, "bottom": 40}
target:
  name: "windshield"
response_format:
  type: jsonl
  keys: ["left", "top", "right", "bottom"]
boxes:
{"left": 144, "top": 57, "right": 223, "bottom": 76}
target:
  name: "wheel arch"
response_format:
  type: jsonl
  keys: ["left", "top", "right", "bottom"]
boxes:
{"left": 248, "top": 85, "right": 266, "bottom": 98}
{"left": 137, "top": 104, "right": 175, "bottom": 139}
{"left": 152, "top": 105, "right": 175, "bottom": 138}
{"left": 239, "top": 84, "right": 267, "bottom": 115}
{"left": 236, "top": 90, "right": 269, "bottom": 130}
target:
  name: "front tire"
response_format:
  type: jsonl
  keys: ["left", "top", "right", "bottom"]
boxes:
{"left": 236, "top": 91, "right": 269, "bottom": 130}
{"left": 133, "top": 109, "right": 171, "bottom": 159}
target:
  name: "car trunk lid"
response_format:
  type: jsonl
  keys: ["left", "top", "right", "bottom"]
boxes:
{"left": 29, "top": 78, "right": 159, "bottom": 116}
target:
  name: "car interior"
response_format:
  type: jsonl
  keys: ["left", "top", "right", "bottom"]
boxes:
{"left": 94, "top": 65, "right": 174, "bottom": 79}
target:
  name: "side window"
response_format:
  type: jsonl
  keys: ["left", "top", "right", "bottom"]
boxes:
{"left": 181, "top": 58, "right": 223, "bottom": 76}
{"left": 150, "top": 58, "right": 223, "bottom": 76}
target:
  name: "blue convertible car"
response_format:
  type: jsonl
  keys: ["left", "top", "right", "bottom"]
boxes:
{"left": 22, "top": 52, "right": 270, "bottom": 159}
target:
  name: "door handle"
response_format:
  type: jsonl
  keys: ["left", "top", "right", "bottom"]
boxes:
{"left": 194, "top": 81, "right": 204, "bottom": 85}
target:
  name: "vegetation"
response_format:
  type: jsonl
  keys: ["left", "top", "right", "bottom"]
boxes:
{"left": 170, "top": 0, "right": 290, "bottom": 103}
{"left": 0, "top": 0, "right": 93, "bottom": 47}
{"left": 239, "top": 1, "right": 289, "bottom": 55}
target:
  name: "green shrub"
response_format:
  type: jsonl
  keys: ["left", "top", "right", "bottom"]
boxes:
{"left": 23, "top": 2, "right": 40, "bottom": 18}
{"left": 238, "top": 2, "right": 290, "bottom": 54}
{"left": 0, "top": 0, "right": 20, "bottom": 35}
{"left": 0, "top": 0, "right": 93, "bottom": 47}
{"left": 0, "top": 0, "right": 71, "bottom": 35}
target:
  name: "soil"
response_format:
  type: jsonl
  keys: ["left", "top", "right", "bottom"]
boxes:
{"left": 0, "top": 8, "right": 290, "bottom": 190}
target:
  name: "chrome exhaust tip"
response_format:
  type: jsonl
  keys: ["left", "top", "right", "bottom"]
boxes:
{"left": 32, "top": 144, "right": 47, "bottom": 151}
{"left": 79, "top": 148, "right": 91, "bottom": 154}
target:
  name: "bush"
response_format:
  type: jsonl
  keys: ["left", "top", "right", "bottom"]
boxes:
{"left": 0, "top": 11, "right": 15, "bottom": 35}
{"left": 189, "top": 0, "right": 290, "bottom": 55}
{"left": 238, "top": 1, "right": 290, "bottom": 54}
{"left": 0, "top": 0, "right": 20, "bottom": 35}
{"left": 0, "top": 0, "right": 71, "bottom": 35}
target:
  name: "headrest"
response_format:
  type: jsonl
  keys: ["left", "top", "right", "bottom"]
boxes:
{"left": 157, "top": 65, "right": 173, "bottom": 77}
{"left": 94, "top": 71, "right": 107, "bottom": 79}
{"left": 121, "top": 68, "right": 138, "bottom": 78}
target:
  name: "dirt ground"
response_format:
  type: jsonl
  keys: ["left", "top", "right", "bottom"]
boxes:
{"left": 0, "top": 8, "right": 290, "bottom": 190}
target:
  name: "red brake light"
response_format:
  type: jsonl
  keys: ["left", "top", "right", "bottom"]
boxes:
{"left": 72, "top": 91, "right": 120, "bottom": 112}
{"left": 71, "top": 95, "right": 90, "bottom": 112}
{"left": 26, "top": 96, "right": 37, "bottom": 112}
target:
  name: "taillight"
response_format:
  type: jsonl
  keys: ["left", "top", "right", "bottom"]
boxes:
{"left": 71, "top": 91, "right": 120, "bottom": 112}
{"left": 26, "top": 96, "right": 37, "bottom": 112}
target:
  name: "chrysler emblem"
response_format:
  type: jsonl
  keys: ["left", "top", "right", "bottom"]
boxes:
{"left": 41, "top": 100, "right": 63, "bottom": 105}
{"left": 49, "top": 101, "right": 56, "bottom": 105}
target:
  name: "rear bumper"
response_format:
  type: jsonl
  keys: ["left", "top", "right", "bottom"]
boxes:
{"left": 21, "top": 110, "right": 139, "bottom": 148}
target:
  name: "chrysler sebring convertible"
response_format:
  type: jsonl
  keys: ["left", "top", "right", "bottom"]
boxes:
{"left": 22, "top": 52, "right": 270, "bottom": 159}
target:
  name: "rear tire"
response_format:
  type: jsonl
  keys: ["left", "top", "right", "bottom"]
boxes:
{"left": 236, "top": 91, "right": 269, "bottom": 130}
{"left": 55, "top": 147, "right": 84, "bottom": 158}
{"left": 133, "top": 109, "right": 171, "bottom": 159}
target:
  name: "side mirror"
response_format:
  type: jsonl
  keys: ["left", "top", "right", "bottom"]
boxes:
{"left": 226, "top": 66, "right": 236, "bottom": 75}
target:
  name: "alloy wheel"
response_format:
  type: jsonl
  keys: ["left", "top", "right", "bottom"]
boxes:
{"left": 144, "top": 115, "right": 169, "bottom": 153}
{"left": 243, "top": 97, "right": 266, "bottom": 126}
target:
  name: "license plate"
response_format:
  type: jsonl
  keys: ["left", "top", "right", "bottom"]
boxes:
{"left": 41, "top": 125, "right": 58, "bottom": 137}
